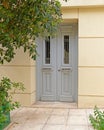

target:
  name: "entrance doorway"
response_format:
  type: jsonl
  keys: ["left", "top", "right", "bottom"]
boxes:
{"left": 36, "top": 24, "right": 78, "bottom": 102}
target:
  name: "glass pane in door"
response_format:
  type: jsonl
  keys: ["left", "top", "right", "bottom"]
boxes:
{"left": 64, "top": 35, "right": 69, "bottom": 64}
{"left": 45, "top": 36, "right": 50, "bottom": 64}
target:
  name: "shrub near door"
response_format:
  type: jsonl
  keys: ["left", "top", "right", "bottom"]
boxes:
{"left": 0, "top": 77, "right": 24, "bottom": 130}
{"left": 0, "top": 105, "right": 10, "bottom": 130}
{"left": 89, "top": 106, "right": 104, "bottom": 130}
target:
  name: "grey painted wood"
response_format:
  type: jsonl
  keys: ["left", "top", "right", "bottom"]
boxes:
{"left": 36, "top": 24, "right": 78, "bottom": 102}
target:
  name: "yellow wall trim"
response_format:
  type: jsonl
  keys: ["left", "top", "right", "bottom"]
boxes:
{"left": 0, "top": 65, "right": 36, "bottom": 67}
{"left": 79, "top": 95, "right": 104, "bottom": 97}
{"left": 11, "top": 90, "right": 36, "bottom": 95}
{"left": 79, "top": 37, "right": 104, "bottom": 38}
{"left": 79, "top": 66, "right": 104, "bottom": 68}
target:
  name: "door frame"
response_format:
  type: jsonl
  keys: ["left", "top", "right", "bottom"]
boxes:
{"left": 36, "top": 23, "right": 78, "bottom": 103}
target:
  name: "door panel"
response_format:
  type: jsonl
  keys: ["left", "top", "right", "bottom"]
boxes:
{"left": 37, "top": 24, "right": 77, "bottom": 102}
{"left": 57, "top": 30, "right": 74, "bottom": 102}
{"left": 41, "top": 69, "right": 56, "bottom": 101}
{"left": 60, "top": 70, "right": 73, "bottom": 101}
{"left": 40, "top": 37, "right": 56, "bottom": 101}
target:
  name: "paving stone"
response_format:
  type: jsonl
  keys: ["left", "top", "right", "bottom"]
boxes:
{"left": 5, "top": 103, "right": 94, "bottom": 130}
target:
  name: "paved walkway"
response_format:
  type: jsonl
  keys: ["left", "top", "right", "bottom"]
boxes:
{"left": 5, "top": 102, "right": 94, "bottom": 130}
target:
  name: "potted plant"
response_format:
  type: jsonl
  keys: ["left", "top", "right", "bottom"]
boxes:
{"left": 0, "top": 77, "right": 24, "bottom": 130}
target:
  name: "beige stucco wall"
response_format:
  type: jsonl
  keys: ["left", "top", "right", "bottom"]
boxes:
{"left": 60, "top": 0, "right": 104, "bottom": 7}
{"left": 78, "top": 7, "right": 104, "bottom": 108}
{"left": 0, "top": 48, "right": 36, "bottom": 106}
{"left": 62, "top": 6, "right": 104, "bottom": 108}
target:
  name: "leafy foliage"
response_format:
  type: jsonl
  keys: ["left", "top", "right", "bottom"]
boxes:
{"left": 89, "top": 106, "right": 104, "bottom": 130}
{"left": 0, "top": 0, "right": 67, "bottom": 125}
{"left": 0, "top": 77, "right": 24, "bottom": 124}
{"left": 0, "top": 0, "right": 63, "bottom": 64}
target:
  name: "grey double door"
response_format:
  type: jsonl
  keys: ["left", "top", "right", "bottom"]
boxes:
{"left": 37, "top": 25, "right": 77, "bottom": 102}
